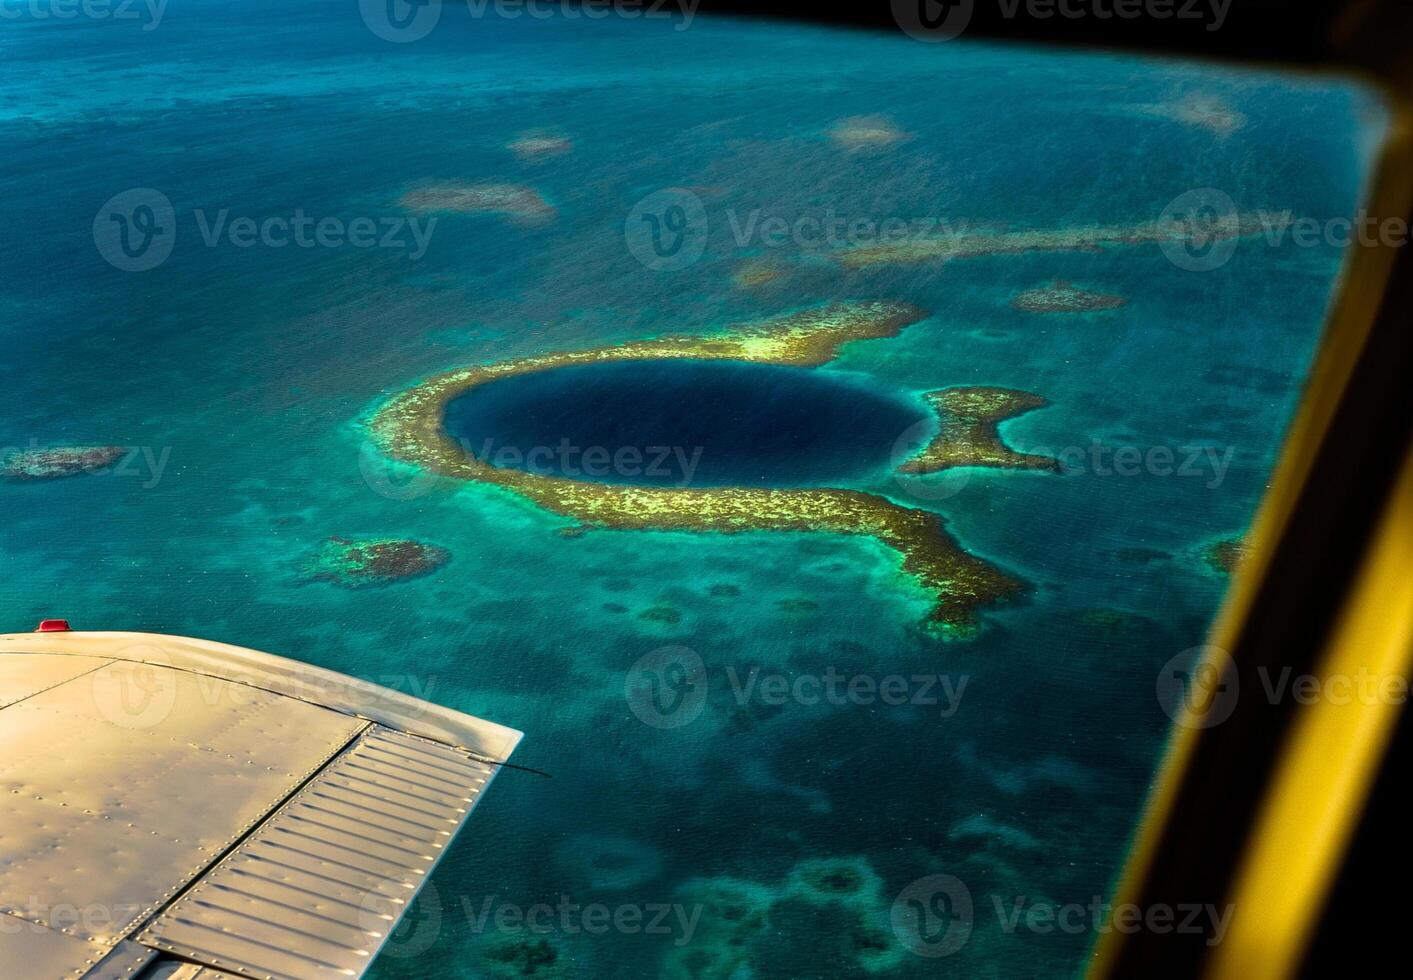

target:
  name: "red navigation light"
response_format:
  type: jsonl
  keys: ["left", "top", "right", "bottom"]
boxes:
{"left": 35, "top": 619, "right": 72, "bottom": 632}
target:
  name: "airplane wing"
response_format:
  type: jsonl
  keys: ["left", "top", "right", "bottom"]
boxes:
{"left": 0, "top": 625, "right": 522, "bottom": 980}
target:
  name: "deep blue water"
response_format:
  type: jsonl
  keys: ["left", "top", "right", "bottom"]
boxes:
{"left": 444, "top": 359, "right": 927, "bottom": 487}
{"left": 0, "top": 2, "right": 1387, "bottom": 978}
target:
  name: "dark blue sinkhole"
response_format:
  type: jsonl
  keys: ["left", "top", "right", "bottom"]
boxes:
{"left": 443, "top": 358, "right": 927, "bottom": 488}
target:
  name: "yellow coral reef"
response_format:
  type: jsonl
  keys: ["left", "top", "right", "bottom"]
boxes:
{"left": 367, "top": 302, "right": 1034, "bottom": 632}
{"left": 899, "top": 387, "right": 1056, "bottom": 474}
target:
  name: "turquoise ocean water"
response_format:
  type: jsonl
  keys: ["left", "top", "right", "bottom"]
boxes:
{"left": 0, "top": 2, "right": 1387, "bottom": 976}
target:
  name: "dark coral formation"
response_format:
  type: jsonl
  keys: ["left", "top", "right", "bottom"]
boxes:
{"left": 1203, "top": 536, "right": 1250, "bottom": 576}
{"left": 664, "top": 857, "right": 905, "bottom": 977}
{"left": 477, "top": 931, "right": 564, "bottom": 978}
{"left": 638, "top": 604, "right": 683, "bottom": 626}
{"left": 776, "top": 598, "right": 819, "bottom": 614}
{"left": 1075, "top": 608, "right": 1139, "bottom": 631}
{"left": 2, "top": 445, "right": 124, "bottom": 481}
{"left": 310, "top": 537, "right": 450, "bottom": 587}
{"left": 799, "top": 863, "right": 863, "bottom": 897}
{"left": 724, "top": 700, "right": 786, "bottom": 735}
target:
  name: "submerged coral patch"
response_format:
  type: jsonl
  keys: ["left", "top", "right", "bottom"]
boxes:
{"left": 507, "top": 131, "right": 573, "bottom": 160}
{"left": 2, "top": 445, "right": 124, "bottom": 481}
{"left": 399, "top": 182, "right": 556, "bottom": 224}
{"left": 827, "top": 115, "right": 910, "bottom": 150}
{"left": 838, "top": 210, "right": 1291, "bottom": 269}
{"left": 732, "top": 261, "right": 786, "bottom": 289}
{"left": 1135, "top": 93, "right": 1247, "bottom": 137}
{"left": 1011, "top": 281, "right": 1126, "bottom": 313}
{"left": 310, "top": 536, "right": 450, "bottom": 587}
